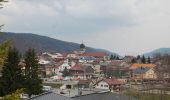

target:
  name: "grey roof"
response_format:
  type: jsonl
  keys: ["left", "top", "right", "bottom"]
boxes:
{"left": 73, "top": 92, "right": 136, "bottom": 100}
{"left": 30, "top": 92, "right": 72, "bottom": 100}
{"left": 133, "top": 67, "right": 151, "bottom": 74}
{"left": 78, "top": 56, "right": 96, "bottom": 60}
{"left": 30, "top": 92, "right": 137, "bottom": 100}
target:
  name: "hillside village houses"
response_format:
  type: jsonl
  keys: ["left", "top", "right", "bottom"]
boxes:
{"left": 13, "top": 43, "right": 170, "bottom": 100}
{"left": 35, "top": 43, "right": 170, "bottom": 95}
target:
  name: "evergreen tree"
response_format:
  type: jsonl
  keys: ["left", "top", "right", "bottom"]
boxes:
{"left": 147, "top": 56, "right": 151, "bottom": 64}
{"left": 62, "top": 67, "right": 70, "bottom": 77}
{"left": 116, "top": 56, "right": 119, "bottom": 60}
{"left": 0, "top": 47, "right": 24, "bottom": 96}
{"left": 0, "top": 40, "right": 11, "bottom": 65}
{"left": 24, "top": 48, "right": 42, "bottom": 97}
{"left": 137, "top": 55, "right": 141, "bottom": 60}
{"left": 141, "top": 55, "right": 146, "bottom": 64}
{"left": 110, "top": 54, "right": 114, "bottom": 60}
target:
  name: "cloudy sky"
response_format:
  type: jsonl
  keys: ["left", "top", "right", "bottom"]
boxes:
{"left": 1, "top": 0, "right": 170, "bottom": 55}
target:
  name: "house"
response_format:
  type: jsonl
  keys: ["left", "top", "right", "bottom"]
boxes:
{"left": 69, "top": 64, "right": 94, "bottom": 80}
{"left": 78, "top": 56, "right": 96, "bottom": 63}
{"left": 92, "top": 64, "right": 101, "bottom": 76}
{"left": 123, "top": 56, "right": 135, "bottom": 63}
{"left": 67, "top": 52, "right": 78, "bottom": 59}
{"left": 98, "top": 60, "right": 130, "bottom": 78}
{"left": 78, "top": 80, "right": 92, "bottom": 89}
{"left": 95, "top": 78, "right": 122, "bottom": 92}
{"left": 38, "top": 59, "right": 54, "bottom": 78}
{"left": 80, "top": 52, "right": 109, "bottom": 60}
{"left": 132, "top": 67, "right": 157, "bottom": 80}
{"left": 58, "top": 59, "right": 72, "bottom": 71}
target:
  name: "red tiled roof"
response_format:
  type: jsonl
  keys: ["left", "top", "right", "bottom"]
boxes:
{"left": 104, "top": 78, "right": 122, "bottom": 85}
{"left": 130, "top": 63, "right": 156, "bottom": 69}
{"left": 70, "top": 64, "right": 83, "bottom": 71}
{"left": 81, "top": 52, "right": 108, "bottom": 57}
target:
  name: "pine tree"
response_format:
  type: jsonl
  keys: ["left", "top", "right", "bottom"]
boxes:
{"left": 62, "top": 67, "right": 70, "bottom": 77}
{"left": 0, "top": 47, "right": 24, "bottom": 96}
{"left": 24, "top": 48, "right": 42, "bottom": 97}
{"left": 137, "top": 55, "right": 141, "bottom": 60}
{"left": 110, "top": 54, "right": 114, "bottom": 60}
{"left": 141, "top": 55, "right": 146, "bottom": 64}
{"left": 0, "top": 40, "right": 11, "bottom": 65}
{"left": 116, "top": 56, "right": 119, "bottom": 60}
{"left": 147, "top": 56, "right": 151, "bottom": 63}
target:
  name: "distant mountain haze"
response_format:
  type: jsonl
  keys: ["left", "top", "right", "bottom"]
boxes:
{"left": 0, "top": 32, "right": 114, "bottom": 54}
{"left": 144, "top": 48, "right": 170, "bottom": 57}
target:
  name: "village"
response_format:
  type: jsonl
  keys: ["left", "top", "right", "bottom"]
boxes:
{"left": 25, "top": 43, "right": 170, "bottom": 100}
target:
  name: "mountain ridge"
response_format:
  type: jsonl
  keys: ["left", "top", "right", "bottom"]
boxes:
{"left": 144, "top": 48, "right": 170, "bottom": 57}
{"left": 0, "top": 32, "right": 114, "bottom": 55}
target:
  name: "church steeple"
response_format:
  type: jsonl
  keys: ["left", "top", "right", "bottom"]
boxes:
{"left": 80, "top": 42, "right": 86, "bottom": 53}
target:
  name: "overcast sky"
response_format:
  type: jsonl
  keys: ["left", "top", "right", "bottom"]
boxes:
{"left": 1, "top": 0, "right": 170, "bottom": 56}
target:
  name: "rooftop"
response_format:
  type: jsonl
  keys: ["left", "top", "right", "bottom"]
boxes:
{"left": 130, "top": 63, "right": 156, "bottom": 69}
{"left": 30, "top": 91, "right": 137, "bottom": 100}
{"left": 133, "top": 67, "right": 151, "bottom": 74}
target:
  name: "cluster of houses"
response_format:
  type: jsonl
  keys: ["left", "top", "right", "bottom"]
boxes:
{"left": 37, "top": 43, "right": 169, "bottom": 92}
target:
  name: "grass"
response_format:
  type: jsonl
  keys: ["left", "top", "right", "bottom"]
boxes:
{"left": 124, "top": 89, "right": 170, "bottom": 100}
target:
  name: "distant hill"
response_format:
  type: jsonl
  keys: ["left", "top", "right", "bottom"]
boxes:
{"left": 0, "top": 32, "right": 114, "bottom": 55}
{"left": 144, "top": 48, "right": 170, "bottom": 57}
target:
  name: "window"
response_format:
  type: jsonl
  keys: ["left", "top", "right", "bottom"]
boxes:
{"left": 101, "top": 84, "right": 103, "bottom": 87}
{"left": 104, "top": 85, "right": 108, "bottom": 87}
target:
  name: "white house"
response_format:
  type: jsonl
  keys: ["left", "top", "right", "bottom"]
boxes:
{"left": 58, "top": 59, "right": 72, "bottom": 71}
{"left": 95, "top": 78, "right": 122, "bottom": 92}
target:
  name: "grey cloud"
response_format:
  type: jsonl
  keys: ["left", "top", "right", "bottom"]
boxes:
{"left": 1, "top": 0, "right": 170, "bottom": 55}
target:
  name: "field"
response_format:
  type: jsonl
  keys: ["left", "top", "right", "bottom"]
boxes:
{"left": 124, "top": 89, "right": 170, "bottom": 100}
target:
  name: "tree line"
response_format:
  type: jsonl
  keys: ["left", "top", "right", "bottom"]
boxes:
{"left": 131, "top": 55, "right": 151, "bottom": 64}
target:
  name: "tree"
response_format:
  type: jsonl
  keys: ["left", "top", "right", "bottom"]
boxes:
{"left": 24, "top": 48, "right": 42, "bottom": 97}
{"left": 62, "top": 67, "right": 70, "bottom": 77}
{"left": 0, "top": 40, "right": 11, "bottom": 65}
{"left": 141, "top": 55, "right": 146, "bottom": 64}
{"left": 1, "top": 89, "right": 23, "bottom": 100}
{"left": 110, "top": 54, "right": 115, "bottom": 60}
{"left": 0, "top": 0, "right": 10, "bottom": 66}
{"left": 137, "top": 55, "right": 141, "bottom": 60}
{"left": 0, "top": 47, "right": 24, "bottom": 96}
{"left": 147, "top": 56, "right": 151, "bottom": 63}
{"left": 131, "top": 58, "right": 137, "bottom": 63}
{"left": 116, "top": 56, "right": 119, "bottom": 60}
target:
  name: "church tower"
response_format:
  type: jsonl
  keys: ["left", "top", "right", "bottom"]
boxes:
{"left": 80, "top": 42, "right": 86, "bottom": 53}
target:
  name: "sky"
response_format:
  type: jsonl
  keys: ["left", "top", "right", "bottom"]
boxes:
{"left": 0, "top": 0, "right": 170, "bottom": 56}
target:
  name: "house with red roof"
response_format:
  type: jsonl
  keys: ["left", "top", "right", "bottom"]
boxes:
{"left": 80, "top": 52, "right": 109, "bottom": 60}
{"left": 69, "top": 64, "right": 94, "bottom": 80}
{"left": 78, "top": 80, "right": 92, "bottom": 89}
{"left": 94, "top": 78, "right": 122, "bottom": 92}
